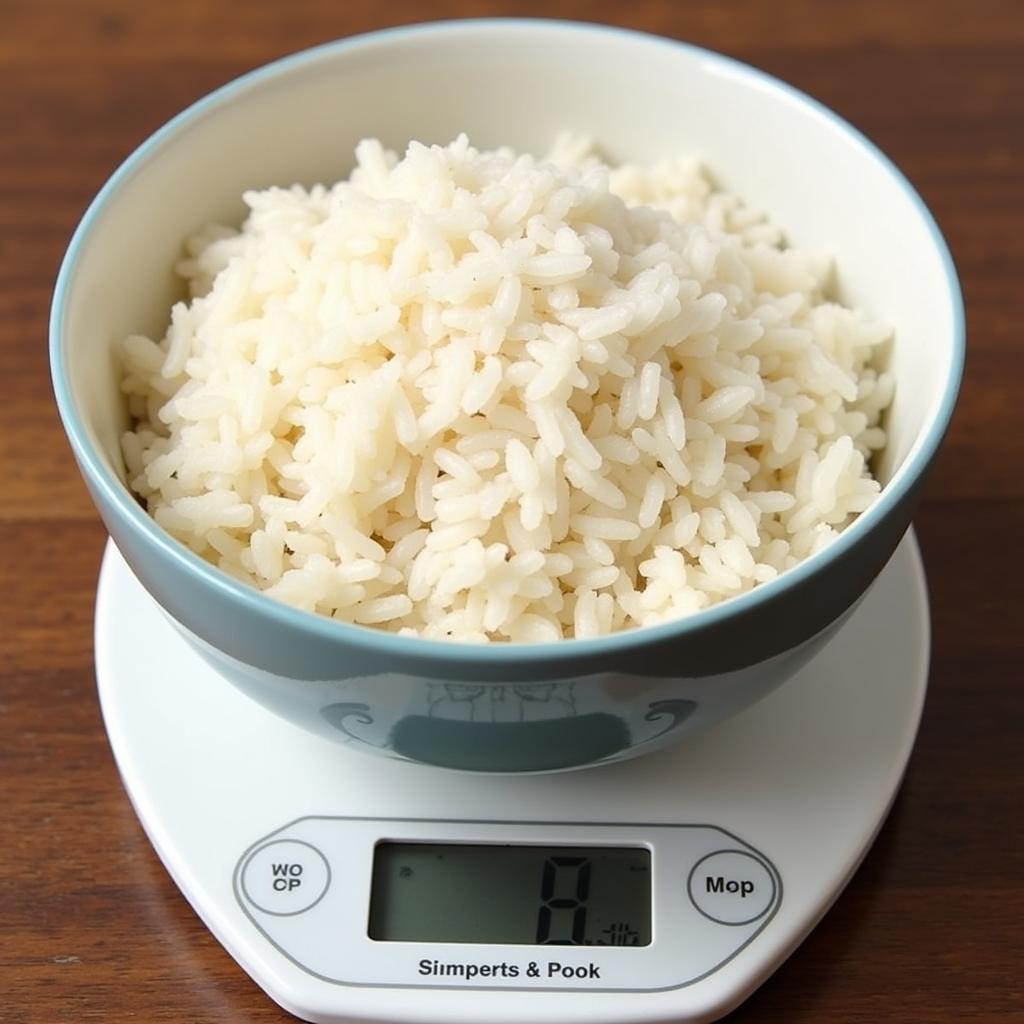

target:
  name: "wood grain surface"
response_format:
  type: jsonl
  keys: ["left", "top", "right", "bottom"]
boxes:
{"left": 2, "top": 1, "right": 1022, "bottom": 1021}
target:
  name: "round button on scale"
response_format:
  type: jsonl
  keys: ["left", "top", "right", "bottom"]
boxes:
{"left": 688, "top": 849, "right": 777, "bottom": 926}
{"left": 241, "top": 839, "right": 331, "bottom": 916}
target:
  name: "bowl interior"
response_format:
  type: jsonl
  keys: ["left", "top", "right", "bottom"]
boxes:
{"left": 57, "top": 21, "right": 959, "bottom": 554}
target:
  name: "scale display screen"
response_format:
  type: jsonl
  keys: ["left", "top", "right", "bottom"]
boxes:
{"left": 368, "top": 843, "right": 651, "bottom": 946}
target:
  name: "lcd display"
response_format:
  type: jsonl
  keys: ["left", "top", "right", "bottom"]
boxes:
{"left": 368, "top": 843, "right": 651, "bottom": 946}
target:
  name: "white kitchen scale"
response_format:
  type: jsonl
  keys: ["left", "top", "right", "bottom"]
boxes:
{"left": 94, "top": 530, "right": 930, "bottom": 1024}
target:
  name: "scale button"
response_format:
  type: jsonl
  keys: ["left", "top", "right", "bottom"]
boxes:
{"left": 241, "top": 840, "right": 331, "bottom": 916}
{"left": 688, "top": 850, "right": 777, "bottom": 926}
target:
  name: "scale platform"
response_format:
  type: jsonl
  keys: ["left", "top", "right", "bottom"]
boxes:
{"left": 95, "top": 531, "right": 929, "bottom": 1024}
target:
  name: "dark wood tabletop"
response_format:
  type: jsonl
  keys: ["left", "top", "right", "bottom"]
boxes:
{"left": 3, "top": 1, "right": 1022, "bottom": 1021}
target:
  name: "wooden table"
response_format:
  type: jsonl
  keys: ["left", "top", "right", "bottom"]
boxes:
{"left": 3, "top": 1, "right": 1021, "bottom": 1021}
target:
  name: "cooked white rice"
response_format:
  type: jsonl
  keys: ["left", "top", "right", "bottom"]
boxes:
{"left": 120, "top": 134, "right": 894, "bottom": 642}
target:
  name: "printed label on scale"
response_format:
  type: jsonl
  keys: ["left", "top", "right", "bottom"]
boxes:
{"left": 417, "top": 957, "right": 604, "bottom": 982}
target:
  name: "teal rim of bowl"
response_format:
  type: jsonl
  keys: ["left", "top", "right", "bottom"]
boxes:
{"left": 49, "top": 18, "right": 966, "bottom": 666}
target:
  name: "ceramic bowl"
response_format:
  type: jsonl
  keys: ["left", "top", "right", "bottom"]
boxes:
{"left": 50, "top": 20, "right": 963, "bottom": 772}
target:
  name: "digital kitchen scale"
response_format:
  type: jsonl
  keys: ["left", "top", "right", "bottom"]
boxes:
{"left": 94, "top": 531, "right": 930, "bottom": 1024}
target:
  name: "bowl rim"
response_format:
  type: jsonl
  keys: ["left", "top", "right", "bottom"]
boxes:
{"left": 49, "top": 17, "right": 965, "bottom": 666}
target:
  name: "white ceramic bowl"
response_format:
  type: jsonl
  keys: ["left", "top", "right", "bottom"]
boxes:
{"left": 51, "top": 21, "right": 963, "bottom": 771}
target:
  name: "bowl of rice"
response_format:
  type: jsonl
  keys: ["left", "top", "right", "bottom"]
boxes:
{"left": 50, "top": 20, "right": 963, "bottom": 772}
